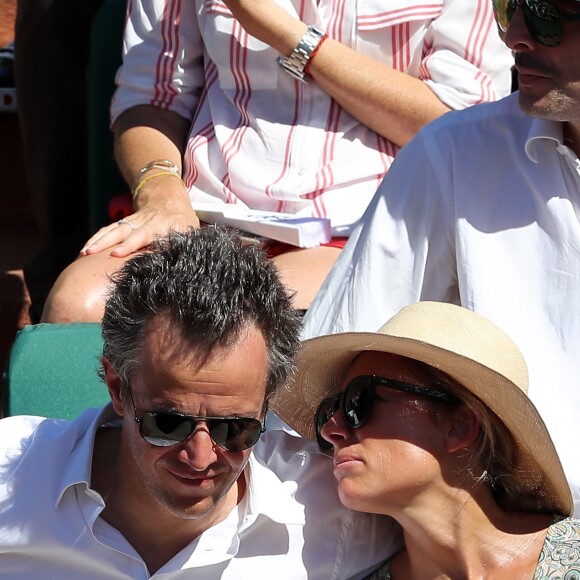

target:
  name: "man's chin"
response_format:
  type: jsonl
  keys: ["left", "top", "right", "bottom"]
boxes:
{"left": 518, "top": 89, "right": 573, "bottom": 122}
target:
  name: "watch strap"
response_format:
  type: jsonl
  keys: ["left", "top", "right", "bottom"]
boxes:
{"left": 276, "top": 25, "right": 327, "bottom": 83}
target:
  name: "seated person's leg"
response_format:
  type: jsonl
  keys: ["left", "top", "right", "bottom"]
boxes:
{"left": 272, "top": 246, "right": 342, "bottom": 311}
{"left": 43, "top": 239, "right": 342, "bottom": 321}
{"left": 41, "top": 252, "right": 130, "bottom": 323}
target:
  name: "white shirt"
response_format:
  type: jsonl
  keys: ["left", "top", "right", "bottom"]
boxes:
{"left": 0, "top": 405, "right": 399, "bottom": 578}
{"left": 304, "top": 91, "right": 580, "bottom": 516}
{"left": 111, "top": 0, "right": 513, "bottom": 235}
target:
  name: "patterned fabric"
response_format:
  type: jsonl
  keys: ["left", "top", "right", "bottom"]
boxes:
{"left": 361, "top": 517, "right": 580, "bottom": 580}
{"left": 535, "top": 518, "right": 580, "bottom": 579}
{"left": 111, "top": 0, "right": 513, "bottom": 235}
{"left": 363, "top": 559, "right": 391, "bottom": 580}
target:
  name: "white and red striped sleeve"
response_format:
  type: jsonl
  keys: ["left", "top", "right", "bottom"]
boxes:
{"left": 110, "top": 0, "right": 205, "bottom": 125}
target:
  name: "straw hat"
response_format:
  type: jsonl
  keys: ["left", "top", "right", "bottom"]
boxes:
{"left": 272, "top": 301, "right": 573, "bottom": 516}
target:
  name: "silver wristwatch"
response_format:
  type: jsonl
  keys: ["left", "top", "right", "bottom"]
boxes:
{"left": 276, "top": 25, "right": 326, "bottom": 83}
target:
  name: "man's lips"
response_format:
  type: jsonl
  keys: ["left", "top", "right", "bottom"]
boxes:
{"left": 168, "top": 469, "right": 220, "bottom": 485}
{"left": 516, "top": 68, "right": 551, "bottom": 88}
{"left": 514, "top": 58, "right": 553, "bottom": 86}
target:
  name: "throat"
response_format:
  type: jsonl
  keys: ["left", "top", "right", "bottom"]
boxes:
{"left": 563, "top": 122, "right": 580, "bottom": 157}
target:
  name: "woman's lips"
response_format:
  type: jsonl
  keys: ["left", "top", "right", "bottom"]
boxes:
{"left": 334, "top": 453, "right": 363, "bottom": 470}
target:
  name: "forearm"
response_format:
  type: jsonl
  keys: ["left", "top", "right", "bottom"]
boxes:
{"left": 308, "top": 41, "right": 451, "bottom": 147}
{"left": 224, "top": 1, "right": 450, "bottom": 148}
{"left": 113, "top": 105, "right": 191, "bottom": 207}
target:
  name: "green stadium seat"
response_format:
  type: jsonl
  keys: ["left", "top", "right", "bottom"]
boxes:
{"left": 2, "top": 323, "right": 109, "bottom": 419}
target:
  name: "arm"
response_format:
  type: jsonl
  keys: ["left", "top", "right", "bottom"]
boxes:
{"left": 82, "top": 0, "right": 204, "bottom": 257}
{"left": 221, "top": 0, "right": 511, "bottom": 148}
{"left": 82, "top": 106, "right": 199, "bottom": 257}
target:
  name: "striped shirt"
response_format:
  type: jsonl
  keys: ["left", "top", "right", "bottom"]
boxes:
{"left": 111, "top": 0, "right": 513, "bottom": 235}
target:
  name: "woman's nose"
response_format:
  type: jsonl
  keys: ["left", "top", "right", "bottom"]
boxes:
{"left": 320, "top": 409, "right": 350, "bottom": 448}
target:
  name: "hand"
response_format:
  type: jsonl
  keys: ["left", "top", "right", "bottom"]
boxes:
{"left": 80, "top": 177, "right": 200, "bottom": 258}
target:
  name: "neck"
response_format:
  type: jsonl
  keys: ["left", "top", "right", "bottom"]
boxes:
{"left": 388, "top": 489, "right": 552, "bottom": 580}
{"left": 563, "top": 122, "right": 580, "bottom": 157}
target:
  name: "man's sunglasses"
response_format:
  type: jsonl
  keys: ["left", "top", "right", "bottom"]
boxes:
{"left": 127, "top": 387, "right": 265, "bottom": 452}
{"left": 314, "top": 375, "right": 461, "bottom": 450}
{"left": 492, "top": 0, "right": 580, "bottom": 47}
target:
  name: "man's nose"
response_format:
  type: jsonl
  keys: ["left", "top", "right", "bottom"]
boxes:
{"left": 503, "top": 2, "right": 536, "bottom": 50}
{"left": 176, "top": 425, "right": 219, "bottom": 470}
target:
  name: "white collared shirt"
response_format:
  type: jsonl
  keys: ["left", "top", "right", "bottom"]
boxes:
{"left": 0, "top": 405, "right": 400, "bottom": 578}
{"left": 304, "top": 91, "right": 580, "bottom": 516}
{"left": 111, "top": 0, "right": 513, "bottom": 235}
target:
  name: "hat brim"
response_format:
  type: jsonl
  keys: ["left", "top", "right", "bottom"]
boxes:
{"left": 272, "top": 331, "right": 573, "bottom": 516}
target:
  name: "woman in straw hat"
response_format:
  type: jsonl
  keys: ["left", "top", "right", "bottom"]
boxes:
{"left": 272, "top": 302, "right": 579, "bottom": 578}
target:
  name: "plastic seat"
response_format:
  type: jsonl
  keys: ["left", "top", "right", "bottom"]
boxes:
{"left": 2, "top": 323, "right": 109, "bottom": 419}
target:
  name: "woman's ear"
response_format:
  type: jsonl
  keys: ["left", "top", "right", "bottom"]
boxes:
{"left": 444, "top": 406, "right": 480, "bottom": 453}
{"left": 102, "top": 356, "right": 125, "bottom": 416}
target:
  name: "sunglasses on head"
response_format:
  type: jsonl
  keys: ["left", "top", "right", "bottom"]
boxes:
{"left": 127, "top": 387, "right": 265, "bottom": 452}
{"left": 492, "top": 0, "right": 580, "bottom": 47}
{"left": 314, "top": 374, "right": 461, "bottom": 450}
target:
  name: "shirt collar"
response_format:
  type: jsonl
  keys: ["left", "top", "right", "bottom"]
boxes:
{"left": 525, "top": 117, "right": 566, "bottom": 163}
{"left": 55, "top": 403, "right": 120, "bottom": 508}
{"left": 55, "top": 406, "right": 305, "bottom": 527}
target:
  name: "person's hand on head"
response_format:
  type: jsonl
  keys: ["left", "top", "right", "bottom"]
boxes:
{"left": 80, "top": 174, "right": 200, "bottom": 258}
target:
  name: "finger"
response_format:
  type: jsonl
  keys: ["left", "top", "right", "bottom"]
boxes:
{"left": 81, "top": 219, "right": 139, "bottom": 255}
{"left": 109, "top": 229, "right": 154, "bottom": 258}
{"left": 82, "top": 222, "right": 123, "bottom": 251}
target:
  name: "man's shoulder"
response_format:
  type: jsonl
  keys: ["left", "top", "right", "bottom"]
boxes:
{"left": 419, "top": 92, "right": 527, "bottom": 143}
{"left": 0, "top": 410, "right": 99, "bottom": 483}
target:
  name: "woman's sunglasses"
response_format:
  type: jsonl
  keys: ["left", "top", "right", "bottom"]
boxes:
{"left": 127, "top": 387, "right": 265, "bottom": 452}
{"left": 314, "top": 375, "right": 461, "bottom": 450}
{"left": 492, "top": 0, "right": 580, "bottom": 47}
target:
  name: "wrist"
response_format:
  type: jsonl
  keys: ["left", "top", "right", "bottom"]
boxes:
{"left": 132, "top": 171, "right": 185, "bottom": 200}
{"left": 132, "top": 172, "right": 189, "bottom": 208}
{"left": 276, "top": 25, "right": 328, "bottom": 83}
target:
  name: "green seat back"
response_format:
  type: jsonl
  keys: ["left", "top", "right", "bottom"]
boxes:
{"left": 2, "top": 323, "right": 109, "bottom": 419}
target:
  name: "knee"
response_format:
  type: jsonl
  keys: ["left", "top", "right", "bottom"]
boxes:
{"left": 41, "top": 259, "right": 110, "bottom": 323}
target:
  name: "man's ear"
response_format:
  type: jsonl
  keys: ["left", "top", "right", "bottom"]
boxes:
{"left": 102, "top": 356, "right": 125, "bottom": 416}
{"left": 444, "top": 406, "right": 480, "bottom": 454}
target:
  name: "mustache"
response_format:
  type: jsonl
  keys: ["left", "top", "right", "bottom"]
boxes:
{"left": 514, "top": 54, "right": 555, "bottom": 76}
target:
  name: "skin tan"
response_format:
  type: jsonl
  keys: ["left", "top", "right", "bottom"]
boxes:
{"left": 219, "top": 0, "right": 450, "bottom": 147}
{"left": 321, "top": 352, "right": 553, "bottom": 580}
{"left": 40, "top": 0, "right": 454, "bottom": 322}
{"left": 91, "top": 318, "right": 269, "bottom": 574}
{"left": 503, "top": 0, "right": 580, "bottom": 155}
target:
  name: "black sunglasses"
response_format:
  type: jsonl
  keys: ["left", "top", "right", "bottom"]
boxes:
{"left": 492, "top": 0, "right": 580, "bottom": 47}
{"left": 127, "top": 387, "right": 265, "bottom": 452}
{"left": 314, "top": 375, "right": 461, "bottom": 450}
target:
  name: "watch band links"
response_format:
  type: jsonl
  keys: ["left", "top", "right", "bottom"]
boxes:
{"left": 276, "top": 25, "right": 327, "bottom": 83}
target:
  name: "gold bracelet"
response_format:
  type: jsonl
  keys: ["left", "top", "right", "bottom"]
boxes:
{"left": 132, "top": 171, "right": 185, "bottom": 199}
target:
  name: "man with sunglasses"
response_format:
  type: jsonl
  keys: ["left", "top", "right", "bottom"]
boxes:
{"left": 0, "top": 227, "right": 398, "bottom": 577}
{"left": 304, "top": 0, "right": 580, "bottom": 516}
